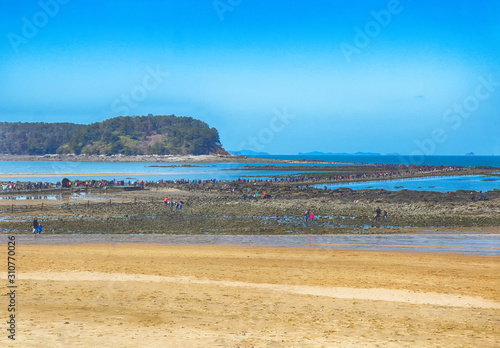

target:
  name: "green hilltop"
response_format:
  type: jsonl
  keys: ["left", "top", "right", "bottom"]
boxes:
{"left": 0, "top": 115, "right": 227, "bottom": 156}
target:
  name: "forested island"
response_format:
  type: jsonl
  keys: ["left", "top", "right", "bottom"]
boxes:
{"left": 0, "top": 115, "right": 228, "bottom": 156}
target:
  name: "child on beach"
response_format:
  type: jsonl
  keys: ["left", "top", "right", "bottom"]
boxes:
{"left": 37, "top": 224, "right": 42, "bottom": 234}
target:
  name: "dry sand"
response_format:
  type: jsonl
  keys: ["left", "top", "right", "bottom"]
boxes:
{"left": 1, "top": 244, "right": 499, "bottom": 347}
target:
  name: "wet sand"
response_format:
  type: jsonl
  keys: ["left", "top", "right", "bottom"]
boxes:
{"left": 3, "top": 233, "right": 500, "bottom": 255}
{"left": 2, "top": 244, "right": 499, "bottom": 347}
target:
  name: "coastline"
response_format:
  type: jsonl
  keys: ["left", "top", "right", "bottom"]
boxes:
{"left": 0, "top": 153, "right": 248, "bottom": 163}
{"left": 1, "top": 157, "right": 498, "bottom": 234}
{"left": 0, "top": 153, "right": 339, "bottom": 164}
{"left": 1, "top": 178, "right": 499, "bottom": 232}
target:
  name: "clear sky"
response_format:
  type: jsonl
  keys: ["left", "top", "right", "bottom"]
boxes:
{"left": 1, "top": 0, "right": 499, "bottom": 155}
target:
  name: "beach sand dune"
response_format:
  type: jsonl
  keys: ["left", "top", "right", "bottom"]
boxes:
{"left": 2, "top": 244, "right": 499, "bottom": 347}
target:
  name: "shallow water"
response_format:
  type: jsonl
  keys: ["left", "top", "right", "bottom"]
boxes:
{"left": 312, "top": 175, "right": 500, "bottom": 192}
{"left": 0, "top": 192, "right": 119, "bottom": 201}
{"left": 0, "top": 195, "right": 60, "bottom": 200}
{"left": 2, "top": 233, "right": 499, "bottom": 255}
{"left": 0, "top": 161, "right": 340, "bottom": 182}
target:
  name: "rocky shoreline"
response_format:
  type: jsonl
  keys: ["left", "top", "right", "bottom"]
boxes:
{"left": 0, "top": 154, "right": 336, "bottom": 164}
{"left": 1, "top": 178, "right": 499, "bottom": 234}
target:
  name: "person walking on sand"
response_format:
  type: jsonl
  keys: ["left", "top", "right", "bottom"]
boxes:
{"left": 376, "top": 207, "right": 381, "bottom": 222}
{"left": 33, "top": 217, "right": 39, "bottom": 234}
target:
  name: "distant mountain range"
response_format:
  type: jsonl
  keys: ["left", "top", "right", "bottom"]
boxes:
{"left": 228, "top": 150, "right": 270, "bottom": 156}
{"left": 298, "top": 151, "right": 385, "bottom": 156}
{"left": 229, "top": 151, "right": 405, "bottom": 157}
{"left": 228, "top": 150, "right": 484, "bottom": 157}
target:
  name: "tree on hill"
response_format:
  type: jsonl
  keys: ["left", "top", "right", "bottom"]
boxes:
{"left": 0, "top": 115, "right": 227, "bottom": 156}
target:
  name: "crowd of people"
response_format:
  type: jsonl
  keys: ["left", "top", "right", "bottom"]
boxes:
{"left": 0, "top": 163, "right": 478, "bottom": 195}
{"left": 242, "top": 192, "right": 277, "bottom": 201}
{"left": 470, "top": 191, "right": 487, "bottom": 201}
{"left": 301, "top": 207, "right": 388, "bottom": 224}
{"left": 163, "top": 197, "right": 183, "bottom": 211}
{"left": 2, "top": 182, "right": 51, "bottom": 191}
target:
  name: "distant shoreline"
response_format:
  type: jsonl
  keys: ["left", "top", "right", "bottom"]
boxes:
{"left": 0, "top": 154, "right": 344, "bottom": 164}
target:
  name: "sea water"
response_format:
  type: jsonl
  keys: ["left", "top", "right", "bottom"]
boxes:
{"left": 254, "top": 154, "right": 500, "bottom": 167}
{"left": 312, "top": 175, "right": 500, "bottom": 193}
{"left": 0, "top": 161, "right": 339, "bottom": 182}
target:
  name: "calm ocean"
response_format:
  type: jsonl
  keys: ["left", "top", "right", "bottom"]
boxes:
{"left": 0, "top": 161, "right": 340, "bottom": 183}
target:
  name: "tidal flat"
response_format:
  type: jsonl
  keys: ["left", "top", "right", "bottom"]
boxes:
{"left": 1, "top": 172, "right": 499, "bottom": 235}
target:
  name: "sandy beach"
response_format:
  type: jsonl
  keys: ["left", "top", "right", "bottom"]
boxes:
{"left": 2, "top": 244, "right": 499, "bottom": 347}
{"left": 1, "top": 163, "right": 499, "bottom": 346}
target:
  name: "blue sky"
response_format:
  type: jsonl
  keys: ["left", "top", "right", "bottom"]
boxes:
{"left": 1, "top": 0, "right": 499, "bottom": 155}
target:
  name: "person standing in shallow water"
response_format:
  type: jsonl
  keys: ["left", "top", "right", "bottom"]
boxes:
{"left": 33, "top": 217, "right": 39, "bottom": 234}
